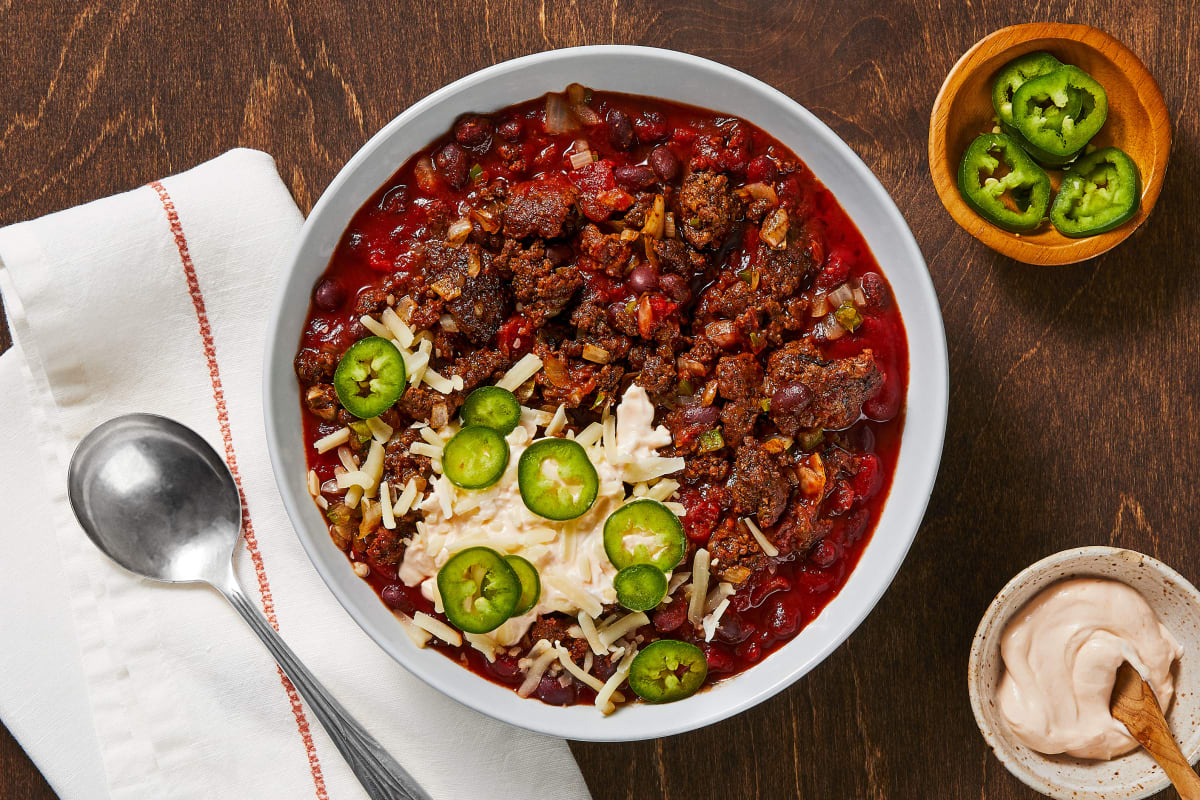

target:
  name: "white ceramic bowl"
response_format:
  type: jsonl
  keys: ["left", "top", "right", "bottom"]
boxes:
{"left": 969, "top": 546, "right": 1200, "bottom": 798}
{"left": 263, "top": 45, "right": 948, "bottom": 741}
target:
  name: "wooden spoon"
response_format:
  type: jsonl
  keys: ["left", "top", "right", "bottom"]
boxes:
{"left": 1110, "top": 661, "right": 1200, "bottom": 798}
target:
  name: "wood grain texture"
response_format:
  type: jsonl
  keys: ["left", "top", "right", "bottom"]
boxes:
{"left": 928, "top": 23, "right": 1172, "bottom": 265}
{"left": 1, "top": 1, "right": 1197, "bottom": 798}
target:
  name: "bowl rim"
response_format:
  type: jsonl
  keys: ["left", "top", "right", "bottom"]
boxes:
{"left": 968, "top": 545, "right": 1200, "bottom": 799}
{"left": 263, "top": 44, "right": 949, "bottom": 741}
{"left": 928, "top": 23, "right": 1171, "bottom": 266}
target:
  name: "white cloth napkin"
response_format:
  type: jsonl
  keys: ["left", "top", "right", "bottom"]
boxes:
{"left": 0, "top": 149, "right": 592, "bottom": 800}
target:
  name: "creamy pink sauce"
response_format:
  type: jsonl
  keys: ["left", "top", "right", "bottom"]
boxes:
{"left": 997, "top": 578, "right": 1183, "bottom": 760}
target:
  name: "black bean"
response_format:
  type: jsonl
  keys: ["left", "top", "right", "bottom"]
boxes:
{"left": 313, "top": 279, "right": 346, "bottom": 311}
{"left": 649, "top": 145, "right": 680, "bottom": 182}
{"left": 659, "top": 273, "right": 691, "bottom": 303}
{"left": 453, "top": 114, "right": 492, "bottom": 148}
{"left": 606, "top": 108, "right": 634, "bottom": 151}
{"left": 434, "top": 142, "right": 469, "bottom": 189}
{"left": 771, "top": 381, "right": 812, "bottom": 412}
{"left": 628, "top": 264, "right": 658, "bottom": 292}
{"left": 612, "top": 164, "right": 655, "bottom": 190}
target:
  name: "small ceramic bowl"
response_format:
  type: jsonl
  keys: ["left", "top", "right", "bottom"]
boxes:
{"left": 929, "top": 24, "right": 1171, "bottom": 265}
{"left": 969, "top": 546, "right": 1200, "bottom": 799}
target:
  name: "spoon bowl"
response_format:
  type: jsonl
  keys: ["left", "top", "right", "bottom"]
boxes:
{"left": 68, "top": 413, "right": 241, "bottom": 585}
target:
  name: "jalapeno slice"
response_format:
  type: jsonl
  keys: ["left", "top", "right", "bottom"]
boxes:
{"left": 517, "top": 438, "right": 599, "bottom": 520}
{"left": 1050, "top": 147, "right": 1140, "bottom": 238}
{"left": 614, "top": 564, "right": 668, "bottom": 612}
{"left": 628, "top": 639, "right": 708, "bottom": 703}
{"left": 1013, "top": 66, "right": 1107, "bottom": 159}
{"left": 504, "top": 554, "right": 541, "bottom": 616}
{"left": 442, "top": 425, "right": 510, "bottom": 490}
{"left": 333, "top": 337, "right": 407, "bottom": 419}
{"left": 460, "top": 386, "right": 522, "bottom": 435}
{"left": 991, "top": 51, "right": 1065, "bottom": 130}
{"left": 603, "top": 499, "right": 686, "bottom": 572}
{"left": 436, "top": 547, "right": 521, "bottom": 633}
{"left": 957, "top": 133, "right": 1052, "bottom": 233}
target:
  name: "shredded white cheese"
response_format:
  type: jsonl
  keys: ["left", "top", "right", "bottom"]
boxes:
{"left": 392, "top": 478, "right": 418, "bottom": 517}
{"left": 422, "top": 366, "right": 454, "bottom": 394}
{"left": 464, "top": 633, "right": 498, "bottom": 662}
{"left": 365, "top": 416, "right": 394, "bottom": 443}
{"left": 544, "top": 404, "right": 568, "bottom": 436}
{"left": 517, "top": 640, "right": 559, "bottom": 697}
{"left": 577, "top": 611, "right": 607, "bottom": 655}
{"left": 396, "top": 613, "right": 433, "bottom": 648}
{"left": 497, "top": 352, "right": 544, "bottom": 391}
{"left": 410, "top": 441, "right": 443, "bottom": 459}
{"left": 360, "top": 315, "right": 392, "bottom": 339}
{"left": 313, "top": 427, "right": 351, "bottom": 453}
{"left": 598, "top": 611, "right": 650, "bottom": 650}
{"left": 744, "top": 517, "right": 779, "bottom": 557}
{"left": 380, "top": 481, "right": 396, "bottom": 530}
{"left": 688, "top": 549, "right": 711, "bottom": 627}
{"left": 646, "top": 479, "right": 680, "bottom": 502}
{"left": 412, "top": 611, "right": 462, "bottom": 646}
{"left": 596, "top": 646, "right": 638, "bottom": 714}
{"left": 554, "top": 644, "right": 605, "bottom": 692}
{"left": 380, "top": 306, "right": 415, "bottom": 348}
{"left": 702, "top": 598, "right": 731, "bottom": 642}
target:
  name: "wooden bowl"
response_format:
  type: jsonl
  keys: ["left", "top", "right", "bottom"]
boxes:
{"left": 929, "top": 24, "right": 1171, "bottom": 265}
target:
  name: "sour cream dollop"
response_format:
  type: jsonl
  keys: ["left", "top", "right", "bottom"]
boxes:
{"left": 996, "top": 578, "right": 1183, "bottom": 760}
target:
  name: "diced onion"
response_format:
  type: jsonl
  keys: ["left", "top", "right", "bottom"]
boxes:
{"left": 446, "top": 218, "right": 473, "bottom": 246}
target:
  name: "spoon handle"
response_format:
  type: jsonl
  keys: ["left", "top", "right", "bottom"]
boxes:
{"left": 218, "top": 573, "right": 432, "bottom": 800}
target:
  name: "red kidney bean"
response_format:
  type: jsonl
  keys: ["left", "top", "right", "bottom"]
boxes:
{"left": 434, "top": 142, "right": 469, "bottom": 189}
{"left": 746, "top": 154, "right": 779, "bottom": 184}
{"left": 770, "top": 381, "right": 812, "bottom": 413}
{"left": 486, "top": 653, "right": 523, "bottom": 683}
{"left": 702, "top": 643, "right": 735, "bottom": 673}
{"left": 652, "top": 596, "right": 687, "bottom": 632}
{"left": 658, "top": 273, "right": 691, "bottom": 303}
{"left": 716, "top": 615, "right": 756, "bottom": 644}
{"left": 606, "top": 108, "right": 634, "bottom": 150}
{"left": 314, "top": 279, "right": 346, "bottom": 311}
{"left": 628, "top": 263, "right": 659, "bottom": 292}
{"left": 767, "top": 601, "right": 802, "bottom": 637}
{"left": 679, "top": 403, "right": 719, "bottom": 427}
{"left": 497, "top": 117, "right": 523, "bottom": 142}
{"left": 612, "top": 164, "right": 655, "bottom": 190}
{"left": 735, "top": 640, "right": 761, "bottom": 663}
{"left": 843, "top": 508, "right": 871, "bottom": 545}
{"left": 816, "top": 248, "right": 852, "bottom": 290}
{"left": 858, "top": 272, "right": 888, "bottom": 309}
{"left": 649, "top": 145, "right": 679, "bottom": 182}
{"left": 750, "top": 575, "right": 791, "bottom": 607}
{"left": 633, "top": 110, "right": 667, "bottom": 143}
{"left": 535, "top": 674, "right": 576, "bottom": 706}
{"left": 454, "top": 114, "right": 492, "bottom": 148}
{"left": 844, "top": 423, "right": 875, "bottom": 453}
{"left": 546, "top": 243, "right": 574, "bottom": 267}
{"left": 850, "top": 453, "right": 881, "bottom": 499}
{"left": 862, "top": 371, "right": 900, "bottom": 422}
{"left": 379, "top": 584, "right": 415, "bottom": 614}
{"left": 809, "top": 538, "right": 842, "bottom": 569}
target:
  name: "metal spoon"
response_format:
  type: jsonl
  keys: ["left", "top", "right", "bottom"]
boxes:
{"left": 67, "top": 413, "right": 430, "bottom": 800}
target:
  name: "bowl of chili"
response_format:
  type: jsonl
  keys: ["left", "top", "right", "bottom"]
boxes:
{"left": 929, "top": 24, "right": 1170, "bottom": 265}
{"left": 264, "top": 45, "right": 948, "bottom": 741}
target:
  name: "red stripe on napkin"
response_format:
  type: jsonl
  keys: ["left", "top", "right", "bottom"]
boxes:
{"left": 150, "top": 180, "right": 330, "bottom": 800}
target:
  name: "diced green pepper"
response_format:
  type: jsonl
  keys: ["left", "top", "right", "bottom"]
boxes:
{"left": 697, "top": 428, "right": 724, "bottom": 453}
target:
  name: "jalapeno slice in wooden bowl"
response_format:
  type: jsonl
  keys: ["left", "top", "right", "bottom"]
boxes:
{"left": 628, "top": 639, "right": 708, "bottom": 703}
{"left": 504, "top": 554, "right": 541, "bottom": 616}
{"left": 332, "top": 336, "right": 407, "bottom": 419}
{"left": 603, "top": 498, "right": 686, "bottom": 572}
{"left": 460, "top": 386, "right": 522, "bottom": 435}
{"left": 613, "top": 564, "right": 668, "bottom": 612}
{"left": 442, "top": 425, "right": 510, "bottom": 490}
{"left": 436, "top": 547, "right": 521, "bottom": 634}
{"left": 517, "top": 438, "right": 599, "bottom": 520}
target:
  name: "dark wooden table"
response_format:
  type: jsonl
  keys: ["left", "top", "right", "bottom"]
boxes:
{"left": 3, "top": 1, "right": 1197, "bottom": 797}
